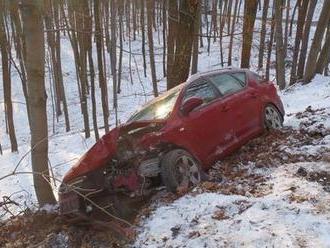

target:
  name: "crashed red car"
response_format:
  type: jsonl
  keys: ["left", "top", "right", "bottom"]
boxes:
{"left": 59, "top": 68, "right": 284, "bottom": 219}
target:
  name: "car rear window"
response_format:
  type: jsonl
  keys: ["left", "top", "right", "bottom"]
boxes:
{"left": 208, "top": 73, "right": 245, "bottom": 96}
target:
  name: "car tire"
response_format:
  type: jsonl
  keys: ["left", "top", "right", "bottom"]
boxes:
{"left": 161, "top": 149, "right": 201, "bottom": 192}
{"left": 264, "top": 104, "right": 283, "bottom": 130}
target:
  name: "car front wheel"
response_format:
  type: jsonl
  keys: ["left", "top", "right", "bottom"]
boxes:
{"left": 264, "top": 104, "right": 283, "bottom": 129}
{"left": 161, "top": 149, "right": 201, "bottom": 192}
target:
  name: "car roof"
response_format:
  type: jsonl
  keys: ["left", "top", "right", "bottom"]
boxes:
{"left": 186, "top": 67, "right": 249, "bottom": 84}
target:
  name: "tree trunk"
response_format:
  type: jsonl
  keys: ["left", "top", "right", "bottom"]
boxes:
{"left": 283, "top": 0, "right": 290, "bottom": 58}
{"left": 110, "top": 0, "right": 118, "bottom": 125}
{"left": 94, "top": 0, "right": 109, "bottom": 133}
{"left": 275, "top": 0, "right": 286, "bottom": 90}
{"left": 315, "top": 22, "right": 330, "bottom": 74}
{"left": 8, "top": 0, "right": 32, "bottom": 129}
{"left": 289, "top": 0, "right": 308, "bottom": 85}
{"left": 258, "top": 0, "right": 270, "bottom": 70}
{"left": 191, "top": 2, "right": 200, "bottom": 75}
{"left": 241, "top": 0, "right": 258, "bottom": 68}
{"left": 304, "top": 0, "right": 330, "bottom": 83}
{"left": 228, "top": 0, "right": 239, "bottom": 66}
{"left": 167, "top": 0, "right": 199, "bottom": 89}
{"left": 0, "top": 1, "right": 18, "bottom": 152}
{"left": 146, "top": 0, "right": 158, "bottom": 97}
{"left": 297, "top": 1, "right": 317, "bottom": 78}
{"left": 20, "top": 0, "right": 56, "bottom": 206}
{"left": 266, "top": 4, "right": 275, "bottom": 81}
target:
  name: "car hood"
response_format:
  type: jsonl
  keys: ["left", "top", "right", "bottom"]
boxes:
{"left": 62, "top": 120, "right": 166, "bottom": 183}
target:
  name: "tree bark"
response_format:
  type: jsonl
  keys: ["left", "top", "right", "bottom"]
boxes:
{"left": 241, "top": 0, "right": 258, "bottom": 68}
{"left": 191, "top": 2, "right": 200, "bottom": 75}
{"left": 20, "top": 0, "right": 56, "bottom": 206}
{"left": 0, "top": 0, "right": 18, "bottom": 152}
{"left": 289, "top": 0, "right": 308, "bottom": 85}
{"left": 297, "top": 1, "right": 317, "bottom": 78}
{"left": 275, "top": 0, "right": 286, "bottom": 90}
{"left": 228, "top": 0, "right": 239, "bottom": 66}
{"left": 315, "top": 22, "right": 330, "bottom": 74}
{"left": 167, "top": 0, "right": 199, "bottom": 89}
{"left": 304, "top": 0, "right": 330, "bottom": 83}
{"left": 146, "top": 0, "right": 158, "bottom": 97}
{"left": 258, "top": 0, "right": 270, "bottom": 70}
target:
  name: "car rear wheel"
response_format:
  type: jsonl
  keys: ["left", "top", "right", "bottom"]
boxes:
{"left": 264, "top": 104, "right": 283, "bottom": 129}
{"left": 161, "top": 149, "right": 201, "bottom": 192}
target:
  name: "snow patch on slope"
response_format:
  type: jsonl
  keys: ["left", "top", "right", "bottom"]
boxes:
{"left": 134, "top": 162, "right": 330, "bottom": 248}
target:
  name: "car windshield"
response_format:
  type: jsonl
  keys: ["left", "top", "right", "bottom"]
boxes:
{"left": 128, "top": 84, "right": 183, "bottom": 122}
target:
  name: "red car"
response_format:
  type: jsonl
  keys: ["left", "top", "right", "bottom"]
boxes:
{"left": 59, "top": 68, "right": 284, "bottom": 218}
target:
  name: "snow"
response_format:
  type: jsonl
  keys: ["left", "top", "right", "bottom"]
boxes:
{"left": 134, "top": 161, "right": 330, "bottom": 248}
{"left": 281, "top": 74, "right": 330, "bottom": 129}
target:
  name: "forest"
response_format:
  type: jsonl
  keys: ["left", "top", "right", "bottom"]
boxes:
{"left": 0, "top": 0, "right": 330, "bottom": 247}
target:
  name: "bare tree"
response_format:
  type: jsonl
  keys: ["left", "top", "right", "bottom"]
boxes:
{"left": 0, "top": 0, "right": 18, "bottom": 152}
{"left": 146, "top": 0, "right": 158, "bottom": 97}
{"left": 228, "top": 0, "right": 239, "bottom": 66}
{"left": 167, "top": 0, "right": 199, "bottom": 89}
{"left": 20, "top": 0, "right": 56, "bottom": 206}
{"left": 241, "top": 0, "right": 258, "bottom": 68}
{"left": 304, "top": 0, "right": 330, "bottom": 83}
{"left": 297, "top": 1, "right": 317, "bottom": 78}
{"left": 258, "top": 0, "right": 270, "bottom": 70}
{"left": 289, "top": 0, "right": 308, "bottom": 85}
{"left": 315, "top": 22, "right": 330, "bottom": 74}
{"left": 275, "top": 0, "right": 286, "bottom": 90}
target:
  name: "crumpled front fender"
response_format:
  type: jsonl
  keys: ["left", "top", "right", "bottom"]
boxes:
{"left": 63, "top": 128, "right": 120, "bottom": 183}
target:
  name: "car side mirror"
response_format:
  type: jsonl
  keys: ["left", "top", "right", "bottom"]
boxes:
{"left": 181, "top": 97, "right": 203, "bottom": 115}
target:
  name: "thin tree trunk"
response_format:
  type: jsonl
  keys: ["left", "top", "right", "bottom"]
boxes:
{"left": 162, "top": 0, "right": 167, "bottom": 77}
{"left": 289, "top": 0, "right": 308, "bottom": 85}
{"left": 8, "top": 0, "right": 32, "bottom": 129}
{"left": 140, "top": 0, "right": 147, "bottom": 77}
{"left": 191, "top": 3, "right": 200, "bottom": 74}
{"left": 275, "top": 0, "right": 286, "bottom": 90}
{"left": 146, "top": 0, "right": 158, "bottom": 97}
{"left": 283, "top": 0, "right": 290, "bottom": 58}
{"left": 258, "top": 0, "right": 269, "bottom": 70}
{"left": 304, "top": 0, "right": 330, "bottom": 83}
{"left": 118, "top": 1, "right": 123, "bottom": 93}
{"left": 94, "top": 0, "right": 109, "bottom": 133}
{"left": 110, "top": 0, "right": 118, "bottom": 125}
{"left": 0, "top": 1, "right": 18, "bottom": 152}
{"left": 315, "top": 22, "right": 330, "bottom": 74}
{"left": 20, "top": 0, "right": 56, "bottom": 206}
{"left": 228, "top": 0, "right": 239, "bottom": 66}
{"left": 297, "top": 1, "right": 317, "bottom": 78}
{"left": 266, "top": 4, "right": 275, "bottom": 81}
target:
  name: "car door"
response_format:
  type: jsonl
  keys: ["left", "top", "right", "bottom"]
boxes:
{"left": 207, "top": 72, "right": 260, "bottom": 141}
{"left": 179, "top": 78, "right": 233, "bottom": 166}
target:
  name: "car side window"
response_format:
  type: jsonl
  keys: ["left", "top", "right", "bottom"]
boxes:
{"left": 232, "top": 72, "right": 246, "bottom": 85}
{"left": 183, "top": 79, "right": 218, "bottom": 105}
{"left": 208, "top": 73, "right": 245, "bottom": 96}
